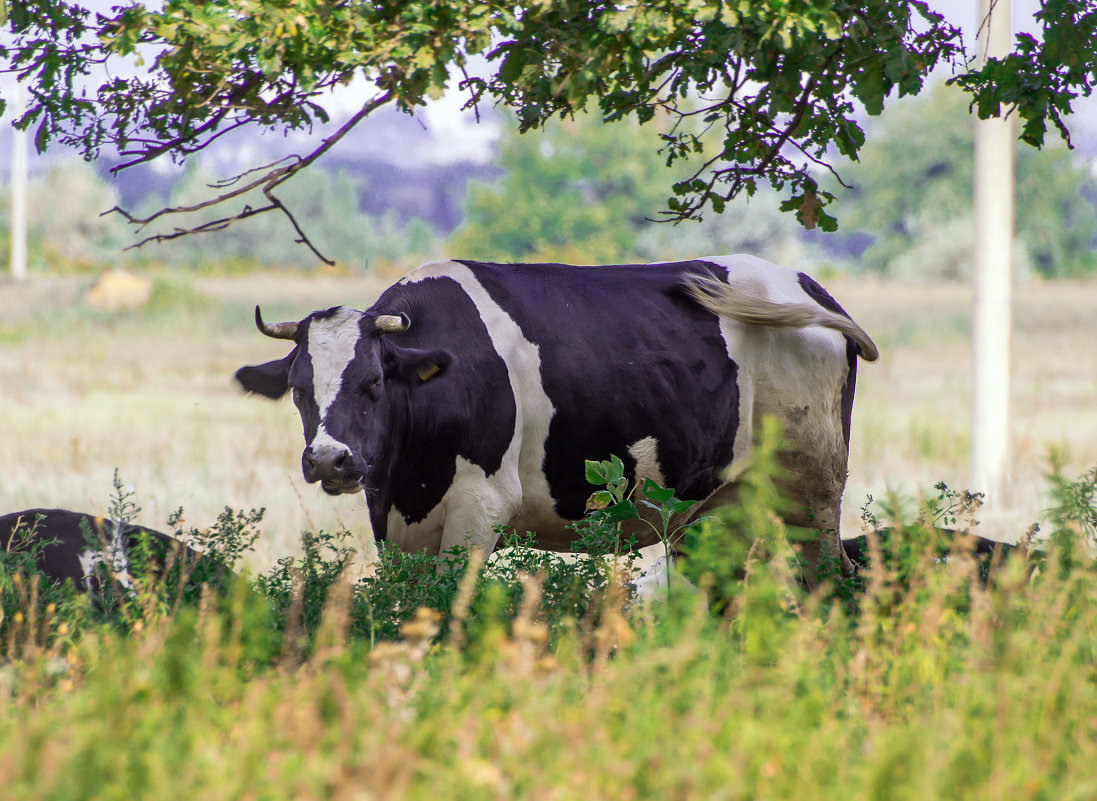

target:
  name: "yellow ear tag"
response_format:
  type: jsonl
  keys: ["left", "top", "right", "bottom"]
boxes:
{"left": 416, "top": 362, "right": 441, "bottom": 382}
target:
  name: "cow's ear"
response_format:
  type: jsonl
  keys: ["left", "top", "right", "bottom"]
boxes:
{"left": 384, "top": 346, "right": 452, "bottom": 386}
{"left": 235, "top": 354, "right": 293, "bottom": 399}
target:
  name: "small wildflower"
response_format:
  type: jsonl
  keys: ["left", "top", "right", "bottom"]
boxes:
{"left": 512, "top": 618, "right": 549, "bottom": 645}
{"left": 399, "top": 607, "right": 442, "bottom": 643}
{"left": 534, "top": 655, "right": 559, "bottom": 676}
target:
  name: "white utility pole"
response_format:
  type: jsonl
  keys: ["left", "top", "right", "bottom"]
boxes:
{"left": 9, "top": 80, "right": 28, "bottom": 281}
{"left": 970, "top": 0, "right": 1014, "bottom": 503}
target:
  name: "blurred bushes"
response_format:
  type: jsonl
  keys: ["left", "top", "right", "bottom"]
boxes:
{"left": 449, "top": 110, "right": 808, "bottom": 266}
{"left": 141, "top": 164, "right": 436, "bottom": 272}
{"left": 0, "top": 160, "right": 438, "bottom": 275}
{"left": 822, "top": 83, "right": 1097, "bottom": 279}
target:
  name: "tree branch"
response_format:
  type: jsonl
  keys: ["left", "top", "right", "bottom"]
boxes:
{"left": 103, "top": 89, "right": 395, "bottom": 261}
{"left": 118, "top": 203, "right": 279, "bottom": 251}
{"left": 263, "top": 187, "right": 335, "bottom": 265}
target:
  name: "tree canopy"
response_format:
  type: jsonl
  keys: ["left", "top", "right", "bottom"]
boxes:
{"left": 826, "top": 84, "right": 1097, "bottom": 279}
{"left": 2, "top": 0, "right": 1094, "bottom": 260}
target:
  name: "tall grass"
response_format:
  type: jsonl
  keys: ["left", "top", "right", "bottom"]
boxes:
{"left": 1, "top": 455, "right": 1095, "bottom": 800}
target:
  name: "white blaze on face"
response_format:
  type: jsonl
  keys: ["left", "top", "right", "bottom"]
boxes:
{"left": 305, "top": 307, "right": 363, "bottom": 449}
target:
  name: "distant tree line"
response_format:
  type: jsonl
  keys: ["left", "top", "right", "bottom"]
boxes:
{"left": 822, "top": 85, "right": 1097, "bottom": 279}
{"left": 2, "top": 81, "right": 1094, "bottom": 278}
{"left": 452, "top": 85, "right": 1097, "bottom": 278}
{"left": 5, "top": 0, "right": 1094, "bottom": 259}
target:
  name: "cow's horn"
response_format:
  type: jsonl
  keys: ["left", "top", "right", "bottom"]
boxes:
{"left": 254, "top": 306, "right": 298, "bottom": 340}
{"left": 375, "top": 313, "right": 410, "bottom": 333}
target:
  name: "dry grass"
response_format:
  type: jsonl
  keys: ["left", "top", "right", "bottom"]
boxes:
{"left": 0, "top": 271, "right": 392, "bottom": 572}
{"left": 1, "top": 269, "right": 1094, "bottom": 571}
{"left": 839, "top": 276, "right": 1097, "bottom": 538}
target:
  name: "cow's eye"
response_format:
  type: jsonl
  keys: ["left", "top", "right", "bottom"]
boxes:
{"left": 364, "top": 378, "right": 382, "bottom": 400}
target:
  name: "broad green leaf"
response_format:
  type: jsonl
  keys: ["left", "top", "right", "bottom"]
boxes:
{"left": 585, "top": 490, "right": 613, "bottom": 511}
{"left": 641, "top": 478, "right": 675, "bottom": 505}
{"left": 584, "top": 460, "right": 608, "bottom": 486}
{"left": 604, "top": 500, "right": 640, "bottom": 523}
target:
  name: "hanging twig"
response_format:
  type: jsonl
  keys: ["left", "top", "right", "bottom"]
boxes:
{"left": 102, "top": 90, "right": 395, "bottom": 264}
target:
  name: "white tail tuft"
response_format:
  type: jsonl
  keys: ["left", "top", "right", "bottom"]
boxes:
{"left": 685, "top": 274, "right": 879, "bottom": 361}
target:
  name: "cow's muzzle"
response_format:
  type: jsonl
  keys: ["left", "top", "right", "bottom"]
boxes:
{"left": 302, "top": 444, "right": 363, "bottom": 495}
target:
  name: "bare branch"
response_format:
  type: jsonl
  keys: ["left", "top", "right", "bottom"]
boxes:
{"left": 119, "top": 203, "right": 279, "bottom": 251}
{"left": 209, "top": 156, "right": 302, "bottom": 190}
{"left": 458, "top": 63, "right": 482, "bottom": 124}
{"left": 104, "top": 89, "right": 395, "bottom": 261}
{"left": 112, "top": 118, "right": 249, "bottom": 172}
{"left": 263, "top": 186, "right": 335, "bottom": 266}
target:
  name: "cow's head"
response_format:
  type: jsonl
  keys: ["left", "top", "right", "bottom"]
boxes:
{"left": 235, "top": 305, "right": 451, "bottom": 497}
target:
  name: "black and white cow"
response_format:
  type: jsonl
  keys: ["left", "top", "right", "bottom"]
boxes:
{"left": 236, "top": 255, "right": 878, "bottom": 580}
{"left": 0, "top": 508, "right": 205, "bottom": 594}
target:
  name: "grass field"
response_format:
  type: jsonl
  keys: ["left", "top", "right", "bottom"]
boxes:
{"left": 1, "top": 267, "right": 1095, "bottom": 571}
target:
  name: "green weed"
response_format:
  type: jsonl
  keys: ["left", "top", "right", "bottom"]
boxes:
{"left": 3, "top": 458, "right": 1097, "bottom": 800}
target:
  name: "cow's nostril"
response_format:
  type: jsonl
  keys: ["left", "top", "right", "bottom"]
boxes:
{"left": 333, "top": 451, "right": 348, "bottom": 470}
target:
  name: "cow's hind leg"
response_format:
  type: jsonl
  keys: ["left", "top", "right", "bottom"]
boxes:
{"left": 775, "top": 442, "right": 854, "bottom": 587}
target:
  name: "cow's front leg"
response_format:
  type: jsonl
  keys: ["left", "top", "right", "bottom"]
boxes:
{"left": 439, "top": 517, "right": 504, "bottom": 559}
{"left": 437, "top": 459, "right": 521, "bottom": 558}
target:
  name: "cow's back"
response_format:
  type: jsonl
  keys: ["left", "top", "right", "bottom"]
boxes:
{"left": 371, "top": 256, "right": 864, "bottom": 558}
{"left": 456, "top": 260, "right": 747, "bottom": 520}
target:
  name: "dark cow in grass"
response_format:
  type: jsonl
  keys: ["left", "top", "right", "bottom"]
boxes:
{"left": 236, "top": 255, "right": 879, "bottom": 582}
{"left": 841, "top": 531, "right": 1011, "bottom": 567}
{"left": 0, "top": 508, "right": 207, "bottom": 594}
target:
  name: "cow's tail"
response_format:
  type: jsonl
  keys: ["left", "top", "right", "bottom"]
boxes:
{"left": 684, "top": 274, "right": 879, "bottom": 362}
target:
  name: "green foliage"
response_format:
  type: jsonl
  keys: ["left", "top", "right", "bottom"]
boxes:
{"left": 584, "top": 453, "right": 704, "bottom": 601}
{"left": 826, "top": 83, "right": 1097, "bottom": 277}
{"left": 680, "top": 415, "right": 795, "bottom": 614}
{"left": 4, "top": 462, "right": 1097, "bottom": 799}
{"left": 1042, "top": 453, "right": 1097, "bottom": 577}
{"left": 851, "top": 483, "right": 996, "bottom": 598}
{"left": 18, "top": 0, "right": 1088, "bottom": 246}
{"left": 951, "top": 0, "right": 1097, "bottom": 149}
{"left": 451, "top": 112, "right": 671, "bottom": 263}
{"left": 473, "top": 0, "right": 963, "bottom": 230}
{"left": 1045, "top": 459, "right": 1097, "bottom": 546}
{"left": 0, "top": 473, "right": 265, "bottom": 654}
{"left": 0, "top": 516, "right": 97, "bottom": 658}
{"left": 256, "top": 520, "right": 641, "bottom": 655}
